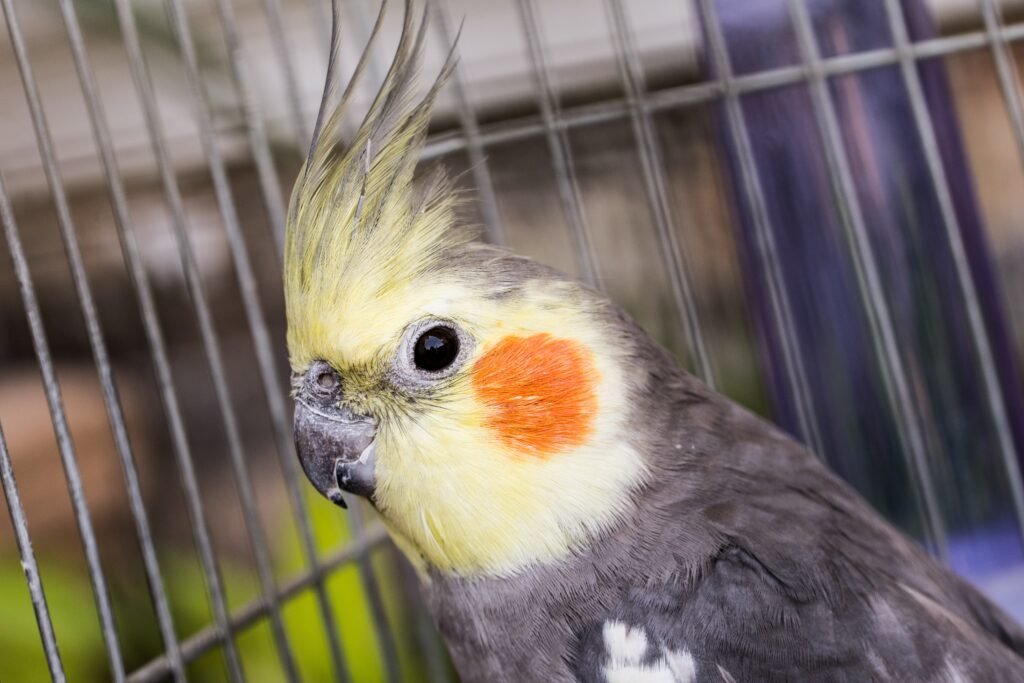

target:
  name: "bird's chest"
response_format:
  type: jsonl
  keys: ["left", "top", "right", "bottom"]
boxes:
{"left": 417, "top": 529, "right": 711, "bottom": 682}
{"left": 441, "top": 624, "right": 578, "bottom": 683}
{"left": 424, "top": 575, "right": 603, "bottom": 683}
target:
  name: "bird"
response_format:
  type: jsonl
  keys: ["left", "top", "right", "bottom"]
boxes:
{"left": 284, "top": 1, "right": 1024, "bottom": 680}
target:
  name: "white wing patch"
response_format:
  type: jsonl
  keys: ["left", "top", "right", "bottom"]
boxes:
{"left": 604, "top": 621, "right": 650, "bottom": 664}
{"left": 602, "top": 621, "right": 697, "bottom": 683}
{"left": 665, "top": 650, "right": 697, "bottom": 680}
{"left": 937, "top": 657, "right": 970, "bottom": 683}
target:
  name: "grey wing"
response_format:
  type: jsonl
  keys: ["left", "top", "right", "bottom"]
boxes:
{"left": 571, "top": 543, "right": 865, "bottom": 683}
{"left": 570, "top": 543, "right": 1024, "bottom": 682}
{"left": 953, "top": 576, "right": 1024, "bottom": 658}
{"left": 590, "top": 351, "right": 1024, "bottom": 681}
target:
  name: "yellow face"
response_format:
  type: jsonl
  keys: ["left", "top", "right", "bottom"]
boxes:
{"left": 289, "top": 272, "right": 649, "bottom": 578}
{"left": 280, "top": 0, "right": 648, "bottom": 579}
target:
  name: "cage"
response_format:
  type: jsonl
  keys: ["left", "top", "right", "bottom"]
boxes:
{"left": 1, "top": 0, "right": 1024, "bottom": 680}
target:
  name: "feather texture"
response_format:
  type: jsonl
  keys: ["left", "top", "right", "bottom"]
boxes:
{"left": 283, "top": 6, "right": 1024, "bottom": 680}
{"left": 283, "top": 2, "right": 648, "bottom": 578}
{"left": 285, "top": 0, "right": 464, "bottom": 368}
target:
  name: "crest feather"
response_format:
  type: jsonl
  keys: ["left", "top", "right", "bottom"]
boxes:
{"left": 285, "top": 0, "right": 464, "bottom": 361}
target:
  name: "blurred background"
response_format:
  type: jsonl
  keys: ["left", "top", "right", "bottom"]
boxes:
{"left": 2, "top": 0, "right": 1024, "bottom": 680}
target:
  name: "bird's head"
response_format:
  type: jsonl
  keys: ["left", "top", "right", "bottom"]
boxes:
{"left": 285, "top": 0, "right": 650, "bottom": 578}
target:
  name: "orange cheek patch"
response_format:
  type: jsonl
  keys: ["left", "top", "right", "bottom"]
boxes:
{"left": 470, "top": 334, "right": 598, "bottom": 458}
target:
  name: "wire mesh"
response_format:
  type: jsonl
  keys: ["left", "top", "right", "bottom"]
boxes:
{"left": 1, "top": 0, "right": 1024, "bottom": 680}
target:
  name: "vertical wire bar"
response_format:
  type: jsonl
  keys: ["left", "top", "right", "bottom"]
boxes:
{"left": 514, "top": 0, "right": 603, "bottom": 288}
{"left": 51, "top": 2, "right": 191, "bottom": 678}
{"left": 882, "top": 0, "right": 1024, "bottom": 538}
{"left": 979, "top": 0, "right": 1024, "bottom": 166}
{"left": 173, "top": 291, "right": 305, "bottom": 678}
{"left": 343, "top": 4, "right": 433, "bottom": 674}
{"left": 398, "top": 559, "right": 450, "bottom": 683}
{"left": 307, "top": 1, "right": 409, "bottom": 677}
{"left": 211, "top": 0, "right": 288, "bottom": 258}
{"left": 339, "top": 4, "right": 447, "bottom": 676}
{"left": 259, "top": 0, "right": 315, "bottom": 147}
{"left": 102, "top": 0, "right": 311, "bottom": 656}
{"left": 977, "top": 0, "right": 1024, "bottom": 542}
{"left": 602, "top": 0, "right": 715, "bottom": 385}
{"left": 786, "top": 0, "right": 949, "bottom": 554}
{"left": 258, "top": 0, "right": 417, "bottom": 671}
{"left": 694, "top": 0, "right": 826, "bottom": 456}
{"left": 216, "top": 0, "right": 405, "bottom": 677}
{"left": 412, "top": 595, "right": 450, "bottom": 682}
{"left": 1, "top": 1, "right": 131, "bottom": 678}
{"left": 346, "top": 501, "right": 401, "bottom": 683}
{"left": 430, "top": 0, "right": 507, "bottom": 246}
{"left": 153, "top": 0, "right": 353, "bottom": 678}
{"left": 105, "top": 1, "right": 255, "bottom": 680}
{"left": 0, "top": 193, "right": 67, "bottom": 683}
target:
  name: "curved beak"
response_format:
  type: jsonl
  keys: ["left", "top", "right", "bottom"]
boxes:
{"left": 294, "top": 399, "right": 377, "bottom": 509}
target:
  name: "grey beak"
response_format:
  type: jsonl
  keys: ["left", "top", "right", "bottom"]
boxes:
{"left": 294, "top": 398, "right": 377, "bottom": 509}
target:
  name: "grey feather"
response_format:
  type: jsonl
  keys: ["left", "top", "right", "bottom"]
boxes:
{"left": 421, "top": 248, "right": 1024, "bottom": 682}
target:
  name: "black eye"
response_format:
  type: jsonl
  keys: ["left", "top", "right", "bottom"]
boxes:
{"left": 413, "top": 326, "right": 460, "bottom": 372}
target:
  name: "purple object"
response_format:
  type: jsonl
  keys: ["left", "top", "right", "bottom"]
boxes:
{"left": 704, "top": 0, "right": 1024, "bottom": 589}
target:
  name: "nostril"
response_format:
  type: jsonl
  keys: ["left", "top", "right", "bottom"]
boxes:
{"left": 316, "top": 369, "right": 339, "bottom": 392}
{"left": 307, "top": 360, "right": 342, "bottom": 398}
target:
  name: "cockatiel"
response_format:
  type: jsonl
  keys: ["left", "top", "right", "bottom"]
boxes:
{"left": 285, "top": 1, "right": 1024, "bottom": 680}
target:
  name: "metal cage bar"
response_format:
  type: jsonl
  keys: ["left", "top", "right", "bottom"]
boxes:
{"left": 128, "top": 526, "right": 390, "bottom": 682}
{"left": 2, "top": 1, "right": 145, "bottom": 678}
{"left": 693, "top": 0, "right": 826, "bottom": 456}
{"left": 161, "top": 0, "right": 404, "bottom": 679}
{"left": 52, "top": 0, "right": 195, "bottom": 676}
{"left": 261, "top": 0, "right": 315, "bottom": 151}
{"left": 882, "top": 0, "right": 1024, "bottom": 541}
{"left": 212, "top": 0, "right": 290, "bottom": 258}
{"left": 196, "top": 0, "right": 406, "bottom": 676}
{"left": 602, "top": 0, "right": 715, "bottom": 385}
{"left": 977, "top": 0, "right": 1024, "bottom": 528}
{"left": 200, "top": 1, "right": 397, "bottom": 678}
{"left": 0, "top": 183, "right": 67, "bottom": 683}
{"left": 514, "top": 0, "right": 603, "bottom": 289}
{"left": 128, "top": 0, "right": 350, "bottom": 677}
{"left": 109, "top": 0, "right": 275, "bottom": 678}
{"left": 431, "top": 0, "right": 507, "bottom": 246}
{"left": 346, "top": 501, "right": 401, "bottom": 683}
{"left": 785, "top": 0, "right": 950, "bottom": 555}
{"left": 65, "top": 0, "right": 303, "bottom": 676}
{"left": 400, "top": 559, "right": 451, "bottom": 683}
{"left": 420, "top": 21, "right": 1024, "bottom": 163}
{"left": 3, "top": 1, "right": 1024, "bottom": 681}
{"left": 980, "top": 0, "right": 1024, "bottom": 167}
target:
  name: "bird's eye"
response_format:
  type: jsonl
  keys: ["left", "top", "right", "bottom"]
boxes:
{"left": 414, "top": 326, "right": 460, "bottom": 372}
{"left": 394, "top": 319, "right": 472, "bottom": 388}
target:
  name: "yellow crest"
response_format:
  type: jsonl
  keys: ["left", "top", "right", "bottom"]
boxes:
{"left": 284, "top": 0, "right": 465, "bottom": 367}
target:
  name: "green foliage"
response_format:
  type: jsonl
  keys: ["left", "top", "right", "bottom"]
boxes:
{"left": 0, "top": 552, "right": 108, "bottom": 681}
{"left": 272, "top": 491, "right": 431, "bottom": 683}
{"left": 0, "top": 491, "right": 433, "bottom": 681}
